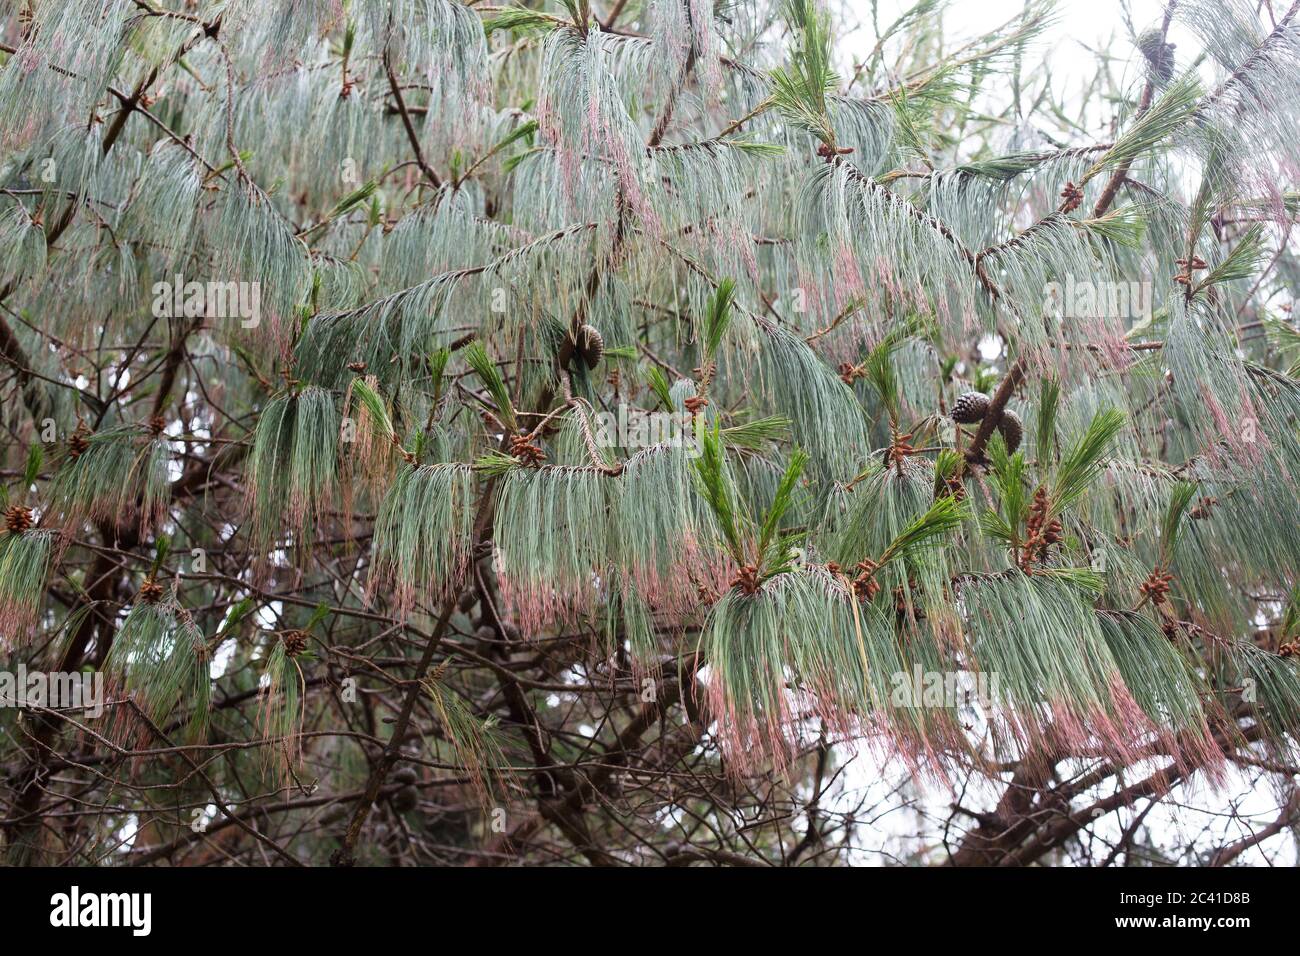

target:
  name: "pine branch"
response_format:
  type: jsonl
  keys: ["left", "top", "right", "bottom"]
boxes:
{"left": 384, "top": 50, "right": 443, "bottom": 189}
{"left": 1091, "top": 1, "right": 1177, "bottom": 217}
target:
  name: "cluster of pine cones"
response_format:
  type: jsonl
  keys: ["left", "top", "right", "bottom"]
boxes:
{"left": 950, "top": 391, "right": 1023, "bottom": 453}
{"left": 508, "top": 433, "right": 546, "bottom": 466}
{"left": 1019, "top": 487, "right": 1064, "bottom": 571}
{"left": 1139, "top": 568, "right": 1174, "bottom": 606}
{"left": 390, "top": 767, "right": 419, "bottom": 813}
{"left": 731, "top": 563, "right": 762, "bottom": 594}
{"left": 850, "top": 559, "right": 881, "bottom": 601}
{"left": 823, "top": 560, "right": 882, "bottom": 602}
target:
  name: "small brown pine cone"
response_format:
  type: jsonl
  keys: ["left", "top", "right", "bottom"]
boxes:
{"left": 997, "top": 409, "right": 1023, "bottom": 454}
{"left": 281, "top": 629, "right": 310, "bottom": 657}
{"left": 1043, "top": 517, "right": 1063, "bottom": 546}
{"left": 951, "top": 392, "right": 990, "bottom": 424}
{"left": 4, "top": 506, "right": 33, "bottom": 535}
{"left": 852, "top": 559, "right": 881, "bottom": 602}
{"left": 1139, "top": 569, "right": 1172, "bottom": 606}
{"left": 390, "top": 785, "right": 418, "bottom": 813}
{"left": 1060, "top": 181, "right": 1084, "bottom": 213}
{"left": 683, "top": 395, "right": 709, "bottom": 416}
{"left": 508, "top": 433, "right": 546, "bottom": 466}
{"left": 138, "top": 578, "right": 164, "bottom": 605}
{"left": 428, "top": 659, "right": 451, "bottom": 682}
{"left": 732, "top": 564, "right": 761, "bottom": 594}
{"left": 887, "top": 430, "right": 917, "bottom": 465}
{"left": 67, "top": 428, "right": 90, "bottom": 459}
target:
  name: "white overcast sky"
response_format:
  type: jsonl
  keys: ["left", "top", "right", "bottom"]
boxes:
{"left": 846, "top": 0, "right": 1176, "bottom": 101}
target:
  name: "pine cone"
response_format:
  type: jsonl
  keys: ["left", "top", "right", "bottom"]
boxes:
{"left": 1139, "top": 569, "right": 1174, "bottom": 606}
{"left": 1042, "top": 517, "right": 1063, "bottom": 546}
{"left": 3, "top": 505, "right": 33, "bottom": 535}
{"left": 1020, "top": 486, "right": 1056, "bottom": 570}
{"left": 951, "top": 391, "right": 990, "bottom": 424}
{"left": 683, "top": 394, "right": 709, "bottom": 416}
{"left": 281, "top": 629, "right": 310, "bottom": 656}
{"left": 886, "top": 429, "right": 916, "bottom": 464}
{"left": 508, "top": 433, "right": 546, "bottom": 466}
{"left": 67, "top": 428, "right": 90, "bottom": 459}
{"left": 1059, "top": 181, "right": 1084, "bottom": 214}
{"left": 732, "top": 564, "right": 761, "bottom": 594}
{"left": 997, "top": 409, "right": 1023, "bottom": 454}
{"left": 138, "top": 578, "right": 164, "bottom": 605}
{"left": 393, "top": 767, "right": 418, "bottom": 785}
{"left": 390, "top": 785, "right": 418, "bottom": 813}
{"left": 576, "top": 324, "right": 604, "bottom": 369}
{"left": 1136, "top": 27, "right": 1175, "bottom": 85}
{"left": 851, "top": 559, "right": 881, "bottom": 602}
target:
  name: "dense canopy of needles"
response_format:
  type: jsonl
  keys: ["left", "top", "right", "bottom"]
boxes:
{"left": 0, "top": 0, "right": 1299, "bottom": 866}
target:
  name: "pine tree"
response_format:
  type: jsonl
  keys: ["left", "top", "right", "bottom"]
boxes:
{"left": 0, "top": 0, "right": 1298, "bottom": 867}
